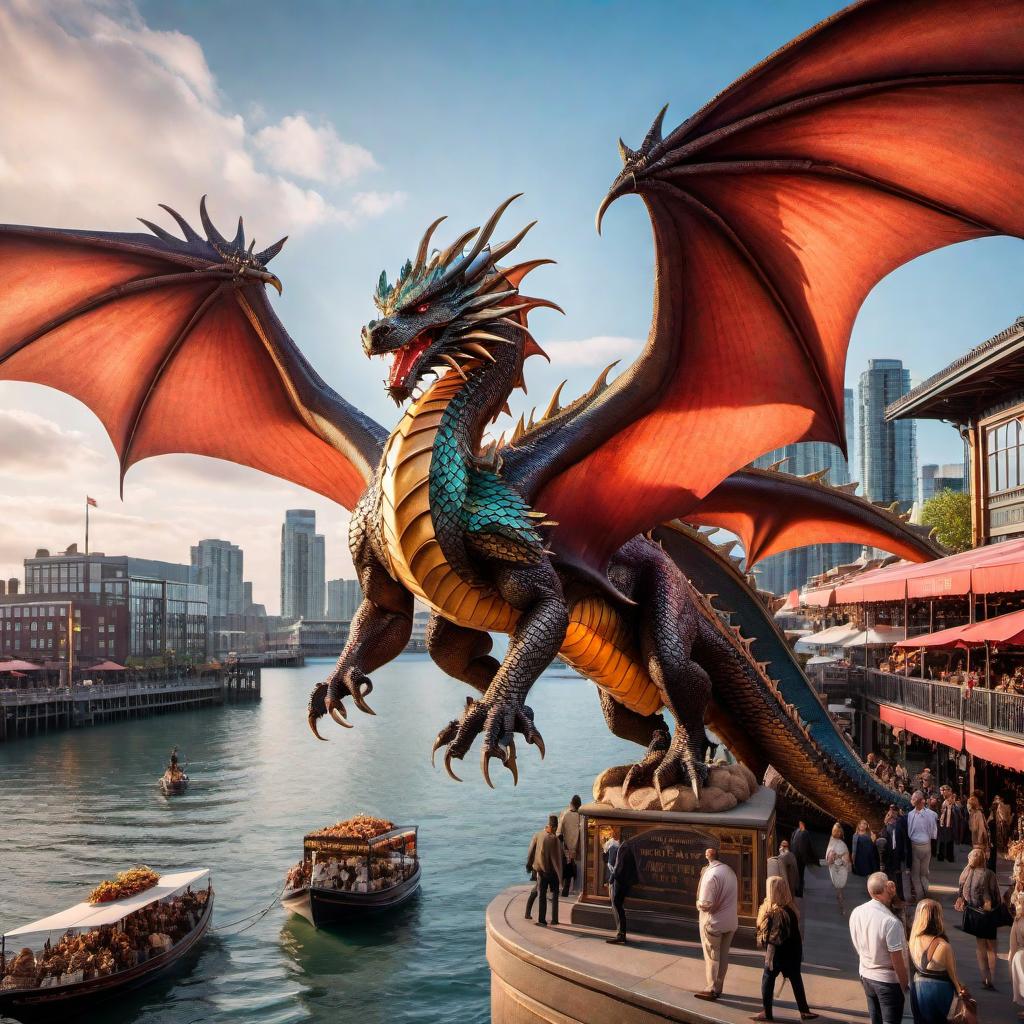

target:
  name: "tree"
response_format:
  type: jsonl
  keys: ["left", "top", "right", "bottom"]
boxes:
{"left": 921, "top": 488, "right": 972, "bottom": 553}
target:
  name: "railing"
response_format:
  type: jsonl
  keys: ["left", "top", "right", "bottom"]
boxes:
{"left": 0, "top": 678, "right": 223, "bottom": 706}
{"left": 860, "top": 669, "right": 1024, "bottom": 739}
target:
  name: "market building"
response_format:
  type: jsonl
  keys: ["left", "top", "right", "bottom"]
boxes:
{"left": 0, "top": 598, "right": 129, "bottom": 665}
{"left": 887, "top": 314, "right": 1024, "bottom": 546}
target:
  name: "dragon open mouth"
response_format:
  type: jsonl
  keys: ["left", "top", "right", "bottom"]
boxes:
{"left": 388, "top": 330, "right": 434, "bottom": 393}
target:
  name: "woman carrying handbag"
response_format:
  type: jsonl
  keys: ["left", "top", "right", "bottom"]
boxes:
{"left": 908, "top": 899, "right": 971, "bottom": 1024}
{"left": 957, "top": 847, "right": 1002, "bottom": 991}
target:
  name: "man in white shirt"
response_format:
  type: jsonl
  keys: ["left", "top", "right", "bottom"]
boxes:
{"left": 848, "top": 872, "right": 908, "bottom": 1024}
{"left": 906, "top": 790, "right": 938, "bottom": 898}
{"left": 694, "top": 845, "right": 738, "bottom": 1002}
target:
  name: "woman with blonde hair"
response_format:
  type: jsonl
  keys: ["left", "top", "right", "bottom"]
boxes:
{"left": 968, "top": 795, "right": 988, "bottom": 852}
{"left": 753, "top": 875, "right": 818, "bottom": 1022}
{"left": 825, "top": 822, "right": 850, "bottom": 914}
{"left": 852, "top": 819, "right": 878, "bottom": 877}
{"left": 957, "top": 846, "right": 1001, "bottom": 989}
{"left": 908, "top": 899, "right": 967, "bottom": 1023}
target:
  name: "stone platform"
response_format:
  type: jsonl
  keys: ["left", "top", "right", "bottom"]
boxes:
{"left": 487, "top": 851, "right": 1013, "bottom": 1023}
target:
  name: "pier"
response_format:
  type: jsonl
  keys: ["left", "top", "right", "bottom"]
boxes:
{"left": 0, "top": 666, "right": 260, "bottom": 741}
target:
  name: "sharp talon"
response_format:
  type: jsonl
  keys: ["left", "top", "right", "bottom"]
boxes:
{"left": 330, "top": 707, "right": 353, "bottom": 729}
{"left": 482, "top": 752, "right": 496, "bottom": 789}
{"left": 328, "top": 698, "right": 347, "bottom": 719}
{"left": 691, "top": 779, "right": 701, "bottom": 801}
{"left": 444, "top": 750, "right": 463, "bottom": 783}
{"left": 308, "top": 715, "right": 328, "bottom": 742}
{"left": 531, "top": 731, "right": 545, "bottom": 760}
{"left": 355, "top": 696, "right": 376, "bottom": 716}
{"left": 506, "top": 744, "right": 519, "bottom": 786}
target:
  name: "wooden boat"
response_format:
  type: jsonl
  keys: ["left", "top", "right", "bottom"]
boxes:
{"left": 0, "top": 869, "right": 213, "bottom": 1022}
{"left": 159, "top": 747, "right": 188, "bottom": 796}
{"left": 282, "top": 825, "right": 420, "bottom": 928}
{"left": 159, "top": 773, "right": 189, "bottom": 797}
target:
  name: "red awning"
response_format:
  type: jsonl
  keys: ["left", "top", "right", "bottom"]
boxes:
{"left": 878, "top": 705, "right": 965, "bottom": 749}
{"left": 801, "top": 587, "right": 835, "bottom": 608}
{"left": 965, "top": 732, "right": 1024, "bottom": 772}
{"left": 896, "top": 606, "right": 1024, "bottom": 649}
{"left": 0, "top": 659, "right": 43, "bottom": 672}
{"left": 822, "top": 537, "right": 1024, "bottom": 606}
{"left": 90, "top": 660, "right": 126, "bottom": 671}
{"left": 879, "top": 704, "right": 1024, "bottom": 771}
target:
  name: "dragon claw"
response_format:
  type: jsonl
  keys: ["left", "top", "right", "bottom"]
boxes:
{"left": 435, "top": 699, "right": 544, "bottom": 785}
{"left": 444, "top": 749, "right": 463, "bottom": 783}
{"left": 329, "top": 706, "right": 353, "bottom": 729}
{"left": 308, "top": 713, "right": 328, "bottom": 741}
{"left": 307, "top": 682, "right": 330, "bottom": 741}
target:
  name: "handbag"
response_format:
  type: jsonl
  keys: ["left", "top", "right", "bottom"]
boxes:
{"left": 961, "top": 903, "right": 998, "bottom": 937}
{"left": 947, "top": 988, "right": 978, "bottom": 1024}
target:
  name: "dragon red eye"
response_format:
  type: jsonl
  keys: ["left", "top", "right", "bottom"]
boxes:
{"left": 415, "top": 302, "right": 430, "bottom": 314}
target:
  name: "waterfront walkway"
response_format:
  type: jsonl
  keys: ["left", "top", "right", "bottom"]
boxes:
{"left": 488, "top": 853, "right": 1014, "bottom": 1023}
{"left": 0, "top": 668, "right": 260, "bottom": 740}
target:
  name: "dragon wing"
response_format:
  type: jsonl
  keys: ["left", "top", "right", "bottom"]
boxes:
{"left": 510, "top": 0, "right": 1024, "bottom": 576}
{"left": 0, "top": 199, "right": 385, "bottom": 509}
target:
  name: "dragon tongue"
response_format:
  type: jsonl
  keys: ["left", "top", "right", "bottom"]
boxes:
{"left": 389, "top": 334, "right": 431, "bottom": 388}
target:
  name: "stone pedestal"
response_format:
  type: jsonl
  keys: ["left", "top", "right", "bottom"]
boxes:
{"left": 570, "top": 786, "right": 776, "bottom": 948}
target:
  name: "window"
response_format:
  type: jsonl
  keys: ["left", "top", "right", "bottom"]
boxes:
{"left": 987, "top": 418, "right": 1024, "bottom": 495}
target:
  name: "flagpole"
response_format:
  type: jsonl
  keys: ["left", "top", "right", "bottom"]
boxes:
{"left": 85, "top": 498, "right": 90, "bottom": 556}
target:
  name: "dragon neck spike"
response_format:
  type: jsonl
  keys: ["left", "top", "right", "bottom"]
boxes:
{"left": 199, "top": 195, "right": 229, "bottom": 248}
{"left": 618, "top": 138, "right": 636, "bottom": 166}
{"left": 463, "top": 194, "right": 523, "bottom": 266}
{"left": 256, "top": 237, "right": 287, "bottom": 264}
{"left": 414, "top": 216, "right": 447, "bottom": 271}
{"left": 487, "top": 222, "right": 537, "bottom": 267}
{"left": 641, "top": 103, "right": 669, "bottom": 151}
{"left": 158, "top": 204, "right": 203, "bottom": 244}
{"left": 437, "top": 227, "right": 480, "bottom": 268}
{"left": 231, "top": 216, "right": 245, "bottom": 249}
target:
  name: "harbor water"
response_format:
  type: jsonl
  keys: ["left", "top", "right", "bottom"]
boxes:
{"left": 0, "top": 655, "right": 626, "bottom": 1024}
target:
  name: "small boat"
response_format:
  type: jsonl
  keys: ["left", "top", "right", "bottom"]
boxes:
{"left": 0, "top": 869, "right": 213, "bottom": 1022}
{"left": 159, "top": 747, "right": 188, "bottom": 796}
{"left": 282, "top": 818, "right": 420, "bottom": 928}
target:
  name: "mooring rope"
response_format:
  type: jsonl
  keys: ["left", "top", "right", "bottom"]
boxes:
{"left": 211, "top": 887, "right": 284, "bottom": 934}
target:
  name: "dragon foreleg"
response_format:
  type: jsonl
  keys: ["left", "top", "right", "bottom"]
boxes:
{"left": 434, "top": 559, "right": 566, "bottom": 786}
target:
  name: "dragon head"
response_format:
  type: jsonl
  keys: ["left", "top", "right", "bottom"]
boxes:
{"left": 362, "top": 195, "right": 558, "bottom": 404}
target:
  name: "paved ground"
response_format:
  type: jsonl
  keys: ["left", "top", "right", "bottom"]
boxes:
{"left": 492, "top": 848, "right": 1016, "bottom": 1023}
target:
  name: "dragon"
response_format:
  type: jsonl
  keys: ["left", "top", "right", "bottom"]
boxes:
{"left": 2, "top": 0, "right": 1023, "bottom": 826}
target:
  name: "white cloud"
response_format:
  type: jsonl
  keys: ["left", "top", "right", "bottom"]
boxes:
{"left": 0, "top": 1, "right": 401, "bottom": 237}
{"left": 0, "top": 410, "right": 101, "bottom": 477}
{"left": 544, "top": 335, "right": 643, "bottom": 367}
{"left": 254, "top": 114, "right": 377, "bottom": 184}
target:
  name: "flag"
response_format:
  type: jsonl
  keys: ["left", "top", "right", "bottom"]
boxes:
{"left": 86, "top": 497, "right": 98, "bottom": 508}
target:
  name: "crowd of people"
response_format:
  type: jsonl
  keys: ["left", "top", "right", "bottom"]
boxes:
{"left": 0, "top": 888, "right": 209, "bottom": 992}
{"left": 521, "top": 765, "right": 1024, "bottom": 1024}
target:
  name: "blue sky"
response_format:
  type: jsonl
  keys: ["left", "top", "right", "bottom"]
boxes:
{"left": 0, "top": 0, "right": 1020, "bottom": 606}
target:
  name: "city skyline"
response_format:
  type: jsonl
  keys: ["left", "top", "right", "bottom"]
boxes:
{"left": 280, "top": 510, "right": 326, "bottom": 620}
{"left": 0, "top": 0, "right": 1005, "bottom": 605}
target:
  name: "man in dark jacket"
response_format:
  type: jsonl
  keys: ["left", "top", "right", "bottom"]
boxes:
{"left": 936, "top": 785, "right": 960, "bottom": 863}
{"left": 883, "top": 808, "right": 912, "bottom": 900}
{"left": 605, "top": 836, "right": 639, "bottom": 944}
{"left": 789, "top": 822, "right": 815, "bottom": 897}
{"left": 526, "top": 815, "right": 564, "bottom": 926}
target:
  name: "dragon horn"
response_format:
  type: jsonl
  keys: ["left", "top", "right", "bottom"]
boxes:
{"left": 414, "top": 215, "right": 447, "bottom": 271}
{"left": 464, "top": 194, "right": 523, "bottom": 266}
{"left": 618, "top": 138, "right": 637, "bottom": 166}
{"left": 486, "top": 222, "right": 537, "bottom": 268}
{"left": 437, "top": 227, "right": 480, "bottom": 268}
{"left": 199, "top": 195, "right": 229, "bottom": 247}
{"left": 641, "top": 103, "right": 669, "bottom": 150}
{"left": 231, "top": 216, "right": 245, "bottom": 249}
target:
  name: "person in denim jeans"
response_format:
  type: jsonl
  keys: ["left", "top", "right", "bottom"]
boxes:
{"left": 848, "top": 873, "right": 909, "bottom": 1024}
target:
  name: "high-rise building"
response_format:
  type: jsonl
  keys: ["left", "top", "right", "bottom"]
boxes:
{"left": 858, "top": 359, "right": 917, "bottom": 511}
{"left": 327, "top": 578, "right": 362, "bottom": 621}
{"left": 751, "top": 388, "right": 861, "bottom": 596}
{"left": 190, "top": 539, "right": 244, "bottom": 617}
{"left": 280, "top": 510, "right": 325, "bottom": 619}
{"left": 22, "top": 547, "right": 207, "bottom": 660}
{"left": 920, "top": 463, "right": 966, "bottom": 502}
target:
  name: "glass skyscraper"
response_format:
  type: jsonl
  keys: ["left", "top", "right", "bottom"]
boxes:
{"left": 280, "top": 510, "right": 326, "bottom": 619}
{"left": 327, "top": 578, "right": 362, "bottom": 621}
{"left": 858, "top": 359, "right": 917, "bottom": 511}
{"left": 190, "top": 539, "right": 244, "bottom": 617}
{"left": 750, "top": 388, "right": 861, "bottom": 596}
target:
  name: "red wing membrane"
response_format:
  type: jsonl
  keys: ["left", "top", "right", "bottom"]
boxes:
{"left": 0, "top": 209, "right": 384, "bottom": 509}
{"left": 687, "top": 468, "right": 944, "bottom": 567}
{"left": 532, "top": 0, "right": 1024, "bottom": 575}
